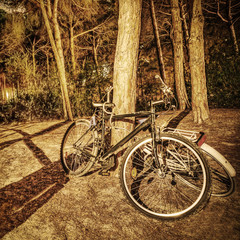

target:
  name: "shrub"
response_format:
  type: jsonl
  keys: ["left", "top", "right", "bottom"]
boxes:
{"left": 0, "top": 89, "right": 62, "bottom": 123}
{"left": 206, "top": 41, "right": 240, "bottom": 108}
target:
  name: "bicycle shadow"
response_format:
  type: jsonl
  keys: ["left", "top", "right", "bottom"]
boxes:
{"left": 0, "top": 122, "right": 70, "bottom": 238}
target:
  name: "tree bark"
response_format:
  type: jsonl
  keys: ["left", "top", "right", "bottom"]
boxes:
{"left": 32, "top": 38, "right": 36, "bottom": 81}
{"left": 40, "top": 0, "right": 73, "bottom": 121}
{"left": 70, "top": 20, "right": 77, "bottom": 78}
{"left": 189, "top": 0, "right": 209, "bottom": 124}
{"left": 111, "top": 0, "right": 142, "bottom": 145}
{"left": 170, "top": 0, "right": 190, "bottom": 110}
{"left": 180, "top": 0, "right": 190, "bottom": 48}
{"left": 150, "top": 0, "right": 166, "bottom": 82}
{"left": 227, "top": 0, "right": 239, "bottom": 55}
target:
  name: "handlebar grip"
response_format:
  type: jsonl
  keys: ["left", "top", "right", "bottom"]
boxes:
{"left": 151, "top": 100, "right": 164, "bottom": 106}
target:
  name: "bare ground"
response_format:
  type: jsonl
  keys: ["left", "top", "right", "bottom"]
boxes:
{"left": 0, "top": 109, "right": 239, "bottom": 240}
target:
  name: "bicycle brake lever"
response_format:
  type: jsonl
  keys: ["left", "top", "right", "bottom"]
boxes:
{"left": 155, "top": 75, "right": 173, "bottom": 96}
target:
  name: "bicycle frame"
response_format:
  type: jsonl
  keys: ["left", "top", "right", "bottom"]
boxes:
{"left": 71, "top": 82, "right": 176, "bottom": 173}
{"left": 91, "top": 100, "right": 163, "bottom": 165}
{"left": 73, "top": 112, "right": 150, "bottom": 160}
{"left": 91, "top": 111, "right": 151, "bottom": 161}
{"left": 101, "top": 113, "right": 151, "bottom": 161}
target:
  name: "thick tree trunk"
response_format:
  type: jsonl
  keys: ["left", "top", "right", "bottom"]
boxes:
{"left": 189, "top": 0, "right": 209, "bottom": 124}
{"left": 52, "top": 0, "right": 73, "bottom": 121}
{"left": 40, "top": 0, "right": 73, "bottom": 121}
{"left": 111, "top": 0, "right": 142, "bottom": 145}
{"left": 170, "top": 0, "right": 190, "bottom": 110}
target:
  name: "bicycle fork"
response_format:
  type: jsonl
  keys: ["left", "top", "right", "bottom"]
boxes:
{"left": 150, "top": 105, "right": 166, "bottom": 177}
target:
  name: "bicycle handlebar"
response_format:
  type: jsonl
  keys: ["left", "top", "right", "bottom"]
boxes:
{"left": 95, "top": 75, "right": 176, "bottom": 115}
{"left": 155, "top": 75, "right": 174, "bottom": 96}
{"left": 151, "top": 100, "right": 165, "bottom": 106}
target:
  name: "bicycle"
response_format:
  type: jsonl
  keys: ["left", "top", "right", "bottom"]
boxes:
{"left": 60, "top": 82, "right": 212, "bottom": 220}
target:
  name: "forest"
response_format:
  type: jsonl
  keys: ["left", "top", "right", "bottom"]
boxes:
{"left": 0, "top": 0, "right": 240, "bottom": 123}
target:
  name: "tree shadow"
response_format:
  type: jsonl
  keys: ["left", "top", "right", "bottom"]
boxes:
{"left": 0, "top": 121, "right": 68, "bottom": 152}
{"left": 166, "top": 109, "right": 191, "bottom": 128}
{"left": 0, "top": 121, "right": 70, "bottom": 238}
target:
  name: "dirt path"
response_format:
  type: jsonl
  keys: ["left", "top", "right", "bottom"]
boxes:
{"left": 0, "top": 109, "right": 239, "bottom": 240}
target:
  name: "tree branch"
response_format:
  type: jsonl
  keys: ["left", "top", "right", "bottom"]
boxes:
{"left": 217, "top": 0, "right": 228, "bottom": 22}
{"left": 73, "top": 16, "right": 113, "bottom": 39}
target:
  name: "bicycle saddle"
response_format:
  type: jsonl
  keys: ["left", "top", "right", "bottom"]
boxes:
{"left": 92, "top": 102, "right": 115, "bottom": 108}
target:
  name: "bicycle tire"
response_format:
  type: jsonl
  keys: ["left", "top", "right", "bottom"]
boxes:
{"left": 200, "top": 143, "right": 235, "bottom": 197}
{"left": 60, "top": 119, "right": 98, "bottom": 176}
{"left": 120, "top": 133, "right": 211, "bottom": 220}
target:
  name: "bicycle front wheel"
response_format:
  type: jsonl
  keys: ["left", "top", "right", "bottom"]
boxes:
{"left": 60, "top": 119, "right": 98, "bottom": 176}
{"left": 120, "top": 133, "right": 211, "bottom": 220}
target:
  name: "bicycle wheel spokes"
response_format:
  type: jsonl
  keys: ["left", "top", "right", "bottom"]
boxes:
{"left": 163, "top": 141, "right": 204, "bottom": 189}
{"left": 121, "top": 134, "right": 211, "bottom": 220}
{"left": 61, "top": 120, "right": 98, "bottom": 176}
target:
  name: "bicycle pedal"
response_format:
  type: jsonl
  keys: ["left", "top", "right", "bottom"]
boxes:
{"left": 101, "top": 155, "right": 117, "bottom": 171}
{"left": 99, "top": 170, "right": 110, "bottom": 176}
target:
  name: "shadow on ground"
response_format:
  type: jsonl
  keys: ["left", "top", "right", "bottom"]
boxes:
{"left": 0, "top": 122, "right": 69, "bottom": 238}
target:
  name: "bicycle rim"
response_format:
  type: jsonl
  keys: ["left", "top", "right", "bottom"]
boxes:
{"left": 60, "top": 119, "right": 98, "bottom": 176}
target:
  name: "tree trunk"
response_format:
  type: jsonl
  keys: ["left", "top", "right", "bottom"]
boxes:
{"left": 170, "top": 0, "right": 190, "bottom": 110}
{"left": 70, "top": 22, "right": 77, "bottom": 78}
{"left": 111, "top": 0, "right": 142, "bottom": 145}
{"left": 150, "top": 0, "right": 166, "bottom": 82}
{"left": 189, "top": 0, "right": 209, "bottom": 124}
{"left": 227, "top": 0, "right": 239, "bottom": 55}
{"left": 40, "top": 0, "right": 73, "bottom": 121}
{"left": 32, "top": 38, "right": 36, "bottom": 81}
{"left": 180, "top": 0, "right": 190, "bottom": 48}
{"left": 0, "top": 72, "right": 6, "bottom": 102}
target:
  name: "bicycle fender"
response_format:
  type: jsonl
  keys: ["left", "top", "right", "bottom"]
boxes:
{"left": 200, "top": 143, "right": 236, "bottom": 177}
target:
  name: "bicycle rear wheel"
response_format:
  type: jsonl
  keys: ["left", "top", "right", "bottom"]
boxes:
{"left": 60, "top": 119, "right": 98, "bottom": 176}
{"left": 120, "top": 133, "right": 211, "bottom": 220}
{"left": 200, "top": 143, "right": 235, "bottom": 197}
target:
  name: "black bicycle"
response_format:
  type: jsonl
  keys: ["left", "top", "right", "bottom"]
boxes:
{"left": 60, "top": 80, "right": 211, "bottom": 220}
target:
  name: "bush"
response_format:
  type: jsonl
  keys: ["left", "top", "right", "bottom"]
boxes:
{"left": 0, "top": 90, "right": 62, "bottom": 123}
{"left": 206, "top": 41, "right": 240, "bottom": 108}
